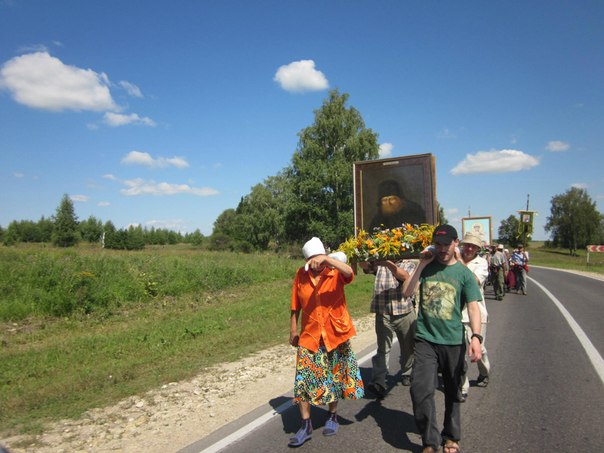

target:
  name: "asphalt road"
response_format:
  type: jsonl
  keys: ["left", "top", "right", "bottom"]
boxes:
{"left": 180, "top": 267, "right": 604, "bottom": 453}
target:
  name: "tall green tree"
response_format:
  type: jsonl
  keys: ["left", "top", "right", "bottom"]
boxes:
{"left": 80, "top": 215, "right": 104, "bottom": 243}
{"left": 284, "top": 89, "right": 379, "bottom": 246}
{"left": 37, "top": 216, "right": 54, "bottom": 242}
{"left": 52, "top": 194, "right": 80, "bottom": 247}
{"left": 544, "top": 187, "right": 602, "bottom": 255}
{"left": 498, "top": 215, "right": 521, "bottom": 247}
{"left": 185, "top": 229, "right": 205, "bottom": 246}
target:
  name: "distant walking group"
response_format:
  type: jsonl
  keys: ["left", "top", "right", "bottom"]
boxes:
{"left": 486, "top": 243, "right": 530, "bottom": 298}
{"left": 288, "top": 224, "right": 494, "bottom": 453}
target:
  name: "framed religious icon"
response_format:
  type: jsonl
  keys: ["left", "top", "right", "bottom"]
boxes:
{"left": 461, "top": 216, "right": 492, "bottom": 247}
{"left": 353, "top": 153, "right": 437, "bottom": 232}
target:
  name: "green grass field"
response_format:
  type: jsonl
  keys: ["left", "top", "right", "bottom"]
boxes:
{"left": 0, "top": 242, "right": 601, "bottom": 438}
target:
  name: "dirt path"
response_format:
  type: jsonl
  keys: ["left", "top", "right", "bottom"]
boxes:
{"left": 1, "top": 316, "right": 376, "bottom": 453}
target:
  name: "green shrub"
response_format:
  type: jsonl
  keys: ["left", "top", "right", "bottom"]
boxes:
{"left": 0, "top": 247, "right": 298, "bottom": 321}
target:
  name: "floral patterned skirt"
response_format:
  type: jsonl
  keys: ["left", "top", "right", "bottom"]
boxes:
{"left": 293, "top": 341, "right": 365, "bottom": 406}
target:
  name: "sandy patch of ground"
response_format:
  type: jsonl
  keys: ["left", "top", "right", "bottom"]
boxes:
{"left": 1, "top": 316, "right": 376, "bottom": 453}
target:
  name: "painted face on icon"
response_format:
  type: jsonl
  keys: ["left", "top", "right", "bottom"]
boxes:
{"left": 379, "top": 195, "right": 404, "bottom": 215}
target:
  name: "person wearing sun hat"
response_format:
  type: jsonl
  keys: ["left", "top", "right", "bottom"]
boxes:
{"left": 402, "top": 224, "right": 483, "bottom": 453}
{"left": 458, "top": 232, "right": 491, "bottom": 400}
{"left": 511, "top": 244, "right": 529, "bottom": 295}
{"left": 490, "top": 243, "right": 508, "bottom": 300}
{"left": 287, "top": 237, "right": 364, "bottom": 447}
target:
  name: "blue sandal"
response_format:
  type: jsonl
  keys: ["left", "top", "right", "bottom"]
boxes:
{"left": 288, "top": 424, "right": 312, "bottom": 447}
{"left": 323, "top": 418, "right": 339, "bottom": 436}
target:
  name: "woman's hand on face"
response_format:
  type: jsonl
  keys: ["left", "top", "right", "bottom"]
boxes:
{"left": 305, "top": 255, "right": 327, "bottom": 272}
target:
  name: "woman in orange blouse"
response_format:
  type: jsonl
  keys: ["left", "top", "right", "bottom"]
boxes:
{"left": 288, "top": 237, "right": 364, "bottom": 447}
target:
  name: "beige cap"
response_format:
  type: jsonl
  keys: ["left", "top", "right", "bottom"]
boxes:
{"left": 460, "top": 232, "right": 482, "bottom": 248}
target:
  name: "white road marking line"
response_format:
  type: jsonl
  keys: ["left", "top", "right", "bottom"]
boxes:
{"left": 530, "top": 277, "right": 604, "bottom": 385}
{"left": 197, "top": 347, "right": 378, "bottom": 452}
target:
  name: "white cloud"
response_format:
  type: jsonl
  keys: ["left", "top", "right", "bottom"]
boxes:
{"left": 121, "top": 151, "right": 189, "bottom": 168}
{"left": 97, "top": 201, "right": 111, "bottom": 207}
{"left": 120, "top": 178, "right": 219, "bottom": 197}
{"left": 379, "top": 143, "right": 393, "bottom": 158}
{"left": 13, "top": 172, "right": 24, "bottom": 178}
{"left": 104, "top": 112, "right": 156, "bottom": 127}
{"left": 70, "top": 194, "right": 89, "bottom": 202}
{"left": 0, "top": 52, "right": 117, "bottom": 111}
{"left": 546, "top": 140, "right": 570, "bottom": 152}
{"left": 571, "top": 182, "right": 588, "bottom": 189}
{"left": 274, "top": 60, "right": 329, "bottom": 93}
{"left": 118, "top": 80, "right": 143, "bottom": 98}
{"left": 103, "top": 174, "right": 117, "bottom": 180}
{"left": 146, "top": 219, "right": 186, "bottom": 231}
{"left": 451, "top": 149, "right": 540, "bottom": 175}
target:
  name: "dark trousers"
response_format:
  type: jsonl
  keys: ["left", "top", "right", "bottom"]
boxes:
{"left": 493, "top": 267, "right": 505, "bottom": 299}
{"left": 410, "top": 338, "right": 465, "bottom": 449}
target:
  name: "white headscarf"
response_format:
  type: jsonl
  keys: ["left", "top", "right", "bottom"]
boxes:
{"left": 302, "top": 237, "right": 325, "bottom": 259}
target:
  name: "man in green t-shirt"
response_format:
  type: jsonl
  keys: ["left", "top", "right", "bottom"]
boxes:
{"left": 403, "top": 224, "right": 483, "bottom": 453}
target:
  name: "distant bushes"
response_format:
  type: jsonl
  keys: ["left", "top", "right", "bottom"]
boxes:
{"left": 0, "top": 246, "right": 298, "bottom": 321}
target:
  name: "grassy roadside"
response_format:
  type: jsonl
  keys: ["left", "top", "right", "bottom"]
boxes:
{"left": 1, "top": 242, "right": 602, "bottom": 438}
{"left": 525, "top": 241, "right": 604, "bottom": 272}
{"left": 0, "top": 248, "right": 374, "bottom": 437}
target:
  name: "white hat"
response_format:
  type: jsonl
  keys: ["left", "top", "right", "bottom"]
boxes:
{"left": 497, "top": 244, "right": 504, "bottom": 250}
{"left": 302, "top": 237, "right": 325, "bottom": 259}
{"left": 328, "top": 251, "right": 348, "bottom": 264}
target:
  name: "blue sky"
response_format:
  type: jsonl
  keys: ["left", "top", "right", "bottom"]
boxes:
{"left": 1, "top": 1, "right": 603, "bottom": 240}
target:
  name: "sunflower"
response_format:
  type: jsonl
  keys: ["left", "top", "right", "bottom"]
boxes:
{"left": 337, "top": 223, "right": 436, "bottom": 262}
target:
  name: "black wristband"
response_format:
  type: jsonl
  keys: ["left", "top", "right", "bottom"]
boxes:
{"left": 471, "top": 333, "right": 483, "bottom": 344}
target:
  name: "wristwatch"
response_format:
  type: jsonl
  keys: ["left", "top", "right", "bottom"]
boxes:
{"left": 471, "top": 333, "right": 483, "bottom": 344}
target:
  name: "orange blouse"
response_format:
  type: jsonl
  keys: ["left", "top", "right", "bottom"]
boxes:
{"left": 291, "top": 266, "right": 356, "bottom": 353}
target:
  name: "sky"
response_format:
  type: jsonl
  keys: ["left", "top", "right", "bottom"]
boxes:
{"left": 1, "top": 1, "right": 603, "bottom": 241}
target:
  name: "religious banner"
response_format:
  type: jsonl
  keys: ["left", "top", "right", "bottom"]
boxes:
{"left": 461, "top": 216, "right": 492, "bottom": 247}
{"left": 518, "top": 210, "right": 535, "bottom": 237}
{"left": 353, "top": 153, "right": 437, "bottom": 232}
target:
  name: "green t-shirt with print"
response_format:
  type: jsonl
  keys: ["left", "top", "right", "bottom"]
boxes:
{"left": 416, "top": 261, "right": 482, "bottom": 345}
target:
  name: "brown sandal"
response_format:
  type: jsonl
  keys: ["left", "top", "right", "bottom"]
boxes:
{"left": 443, "top": 439, "right": 461, "bottom": 453}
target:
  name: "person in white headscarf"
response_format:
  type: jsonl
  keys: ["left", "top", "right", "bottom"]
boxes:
{"left": 287, "top": 237, "right": 364, "bottom": 447}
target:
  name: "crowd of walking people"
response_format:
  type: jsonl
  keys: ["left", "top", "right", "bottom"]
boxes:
{"left": 287, "top": 229, "right": 529, "bottom": 452}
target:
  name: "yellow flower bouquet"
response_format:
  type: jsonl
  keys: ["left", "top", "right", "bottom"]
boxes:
{"left": 337, "top": 224, "right": 435, "bottom": 262}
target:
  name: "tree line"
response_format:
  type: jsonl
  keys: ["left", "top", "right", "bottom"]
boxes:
{"left": 0, "top": 195, "right": 205, "bottom": 250}
{"left": 1, "top": 90, "right": 602, "bottom": 254}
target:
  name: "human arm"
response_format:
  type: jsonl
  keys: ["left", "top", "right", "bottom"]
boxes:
{"left": 373, "top": 260, "right": 410, "bottom": 282}
{"left": 306, "top": 254, "right": 353, "bottom": 278}
{"left": 289, "top": 310, "right": 300, "bottom": 346}
{"left": 402, "top": 255, "right": 431, "bottom": 299}
{"left": 466, "top": 301, "right": 483, "bottom": 362}
{"left": 358, "top": 260, "right": 376, "bottom": 275}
